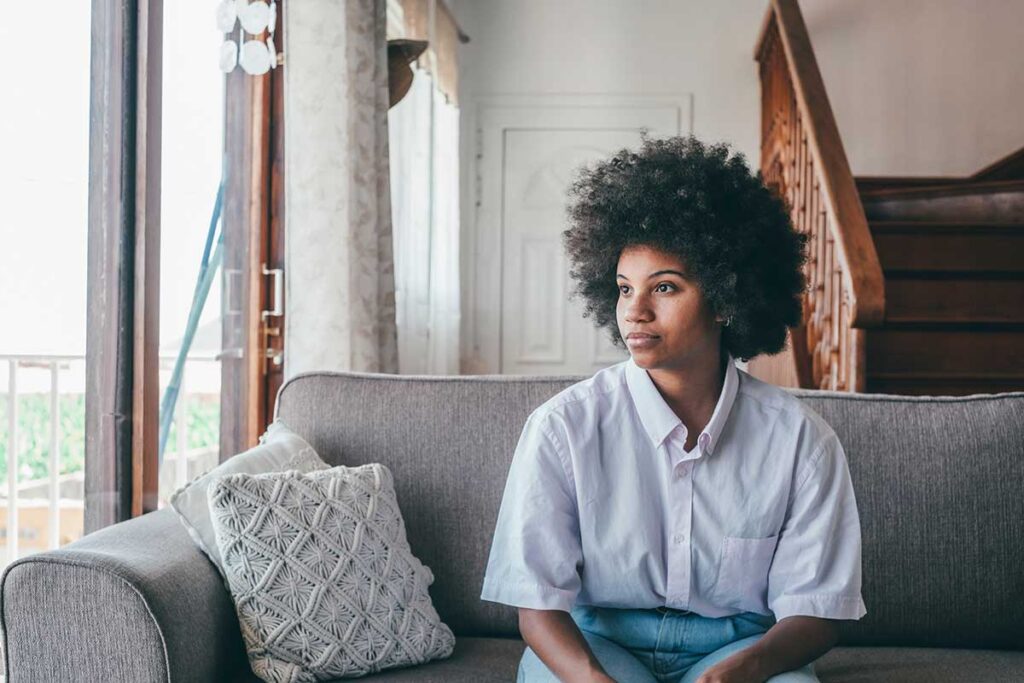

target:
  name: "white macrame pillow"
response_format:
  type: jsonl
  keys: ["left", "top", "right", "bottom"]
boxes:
{"left": 208, "top": 464, "right": 455, "bottom": 682}
{"left": 170, "top": 419, "right": 329, "bottom": 580}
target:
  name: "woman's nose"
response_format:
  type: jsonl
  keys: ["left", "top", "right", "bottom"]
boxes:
{"left": 624, "top": 298, "right": 653, "bottom": 323}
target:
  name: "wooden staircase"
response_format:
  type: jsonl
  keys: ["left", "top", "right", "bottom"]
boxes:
{"left": 860, "top": 178, "right": 1024, "bottom": 395}
{"left": 748, "top": 0, "right": 1024, "bottom": 396}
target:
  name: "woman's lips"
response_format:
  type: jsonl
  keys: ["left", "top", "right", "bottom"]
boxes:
{"left": 626, "top": 335, "right": 660, "bottom": 349}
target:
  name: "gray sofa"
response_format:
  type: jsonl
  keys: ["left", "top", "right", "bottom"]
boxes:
{"left": 2, "top": 370, "right": 1023, "bottom": 682}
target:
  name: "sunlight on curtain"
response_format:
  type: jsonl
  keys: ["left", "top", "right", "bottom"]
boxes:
{"left": 285, "top": 0, "right": 398, "bottom": 377}
{"left": 389, "top": 66, "right": 461, "bottom": 374}
{"left": 426, "top": 88, "right": 461, "bottom": 374}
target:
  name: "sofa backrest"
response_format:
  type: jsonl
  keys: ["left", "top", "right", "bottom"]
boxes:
{"left": 275, "top": 370, "right": 1024, "bottom": 649}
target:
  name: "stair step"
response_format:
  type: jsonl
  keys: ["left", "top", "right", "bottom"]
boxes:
{"left": 856, "top": 176, "right": 962, "bottom": 195}
{"left": 878, "top": 321, "right": 1024, "bottom": 332}
{"left": 870, "top": 221, "right": 1024, "bottom": 273}
{"left": 866, "top": 328, "right": 1024, "bottom": 376}
{"left": 860, "top": 181, "right": 1024, "bottom": 223}
{"left": 885, "top": 278, "right": 1024, "bottom": 324}
{"left": 859, "top": 179, "right": 1024, "bottom": 201}
{"left": 866, "top": 373, "right": 1024, "bottom": 396}
{"left": 857, "top": 174, "right": 1024, "bottom": 396}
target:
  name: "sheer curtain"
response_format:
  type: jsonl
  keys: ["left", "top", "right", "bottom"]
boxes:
{"left": 389, "top": 65, "right": 461, "bottom": 374}
{"left": 284, "top": 0, "right": 399, "bottom": 378}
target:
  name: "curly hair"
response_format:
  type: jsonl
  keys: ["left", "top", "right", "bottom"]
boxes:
{"left": 562, "top": 134, "right": 807, "bottom": 362}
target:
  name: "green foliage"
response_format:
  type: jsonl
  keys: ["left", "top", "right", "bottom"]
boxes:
{"left": 165, "top": 395, "right": 221, "bottom": 454}
{"left": 0, "top": 394, "right": 219, "bottom": 482}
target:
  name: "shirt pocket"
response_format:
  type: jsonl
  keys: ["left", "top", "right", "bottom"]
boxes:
{"left": 712, "top": 534, "right": 779, "bottom": 613}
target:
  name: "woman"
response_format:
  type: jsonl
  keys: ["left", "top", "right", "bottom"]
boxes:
{"left": 480, "top": 136, "right": 866, "bottom": 683}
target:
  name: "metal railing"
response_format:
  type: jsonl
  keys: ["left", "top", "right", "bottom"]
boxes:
{"left": 0, "top": 353, "right": 220, "bottom": 565}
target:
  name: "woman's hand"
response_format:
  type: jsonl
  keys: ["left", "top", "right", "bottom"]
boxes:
{"left": 519, "top": 608, "right": 615, "bottom": 683}
{"left": 692, "top": 649, "right": 765, "bottom": 683}
{"left": 581, "top": 674, "right": 617, "bottom": 683}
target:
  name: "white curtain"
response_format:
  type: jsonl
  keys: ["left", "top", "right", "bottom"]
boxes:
{"left": 284, "top": 0, "right": 399, "bottom": 378}
{"left": 426, "top": 85, "right": 461, "bottom": 374}
{"left": 389, "top": 66, "right": 461, "bottom": 374}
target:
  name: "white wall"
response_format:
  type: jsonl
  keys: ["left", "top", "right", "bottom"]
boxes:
{"left": 803, "top": 0, "right": 1024, "bottom": 176}
{"left": 455, "top": 0, "right": 765, "bottom": 163}
{"left": 454, "top": 0, "right": 1024, "bottom": 178}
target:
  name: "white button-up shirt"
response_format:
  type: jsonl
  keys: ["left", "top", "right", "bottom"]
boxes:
{"left": 480, "top": 355, "right": 867, "bottom": 622}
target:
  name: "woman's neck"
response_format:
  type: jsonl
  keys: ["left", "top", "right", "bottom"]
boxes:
{"left": 646, "top": 349, "right": 726, "bottom": 448}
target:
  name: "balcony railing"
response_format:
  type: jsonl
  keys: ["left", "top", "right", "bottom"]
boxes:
{"left": 0, "top": 353, "right": 220, "bottom": 568}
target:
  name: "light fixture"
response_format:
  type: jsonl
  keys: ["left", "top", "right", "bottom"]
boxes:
{"left": 217, "top": 0, "right": 279, "bottom": 76}
{"left": 387, "top": 39, "right": 429, "bottom": 109}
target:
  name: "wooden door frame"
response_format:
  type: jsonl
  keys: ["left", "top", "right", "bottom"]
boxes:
{"left": 220, "top": 1, "right": 286, "bottom": 460}
{"left": 219, "top": 64, "right": 268, "bottom": 460}
{"left": 264, "top": 33, "right": 287, "bottom": 424}
{"left": 86, "top": 0, "right": 284, "bottom": 532}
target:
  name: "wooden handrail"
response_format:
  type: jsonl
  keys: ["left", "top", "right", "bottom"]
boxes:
{"left": 753, "top": 0, "right": 885, "bottom": 391}
{"left": 757, "top": 0, "right": 884, "bottom": 326}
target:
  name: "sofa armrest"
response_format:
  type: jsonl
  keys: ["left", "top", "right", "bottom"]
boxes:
{"left": 1, "top": 507, "right": 249, "bottom": 682}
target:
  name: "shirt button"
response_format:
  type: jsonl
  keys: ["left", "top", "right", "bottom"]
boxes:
{"left": 673, "top": 534, "right": 684, "bottom": 544}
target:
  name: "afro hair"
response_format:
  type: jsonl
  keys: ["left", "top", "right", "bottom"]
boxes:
{"left": 562, "top": 134, "right": 807, "bottom": 361}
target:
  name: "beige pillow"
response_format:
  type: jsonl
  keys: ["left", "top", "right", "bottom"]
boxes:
{"left": 209, "top": 464, "right": 455, "bottom": 681}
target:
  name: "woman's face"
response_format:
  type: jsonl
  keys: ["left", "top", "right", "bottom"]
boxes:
{"left": 615, "top": 244, "right": 722, "bottom": 370}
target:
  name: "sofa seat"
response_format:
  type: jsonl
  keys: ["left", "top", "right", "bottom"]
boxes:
{"left": 232, "top": 639, "right": 1024, "bottom": 682}
{"left": 232, "top": 637, "right": 525, "bottom": 682}
{"left": 815, "top": 645, "right": 1024, "bottom": 682}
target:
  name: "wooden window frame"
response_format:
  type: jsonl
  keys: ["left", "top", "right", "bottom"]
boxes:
{"left": 85, "top": 0, "right": 162, "bottom": 532}
{"left": 86, "top": 0, "right": 283, "bottom": 531}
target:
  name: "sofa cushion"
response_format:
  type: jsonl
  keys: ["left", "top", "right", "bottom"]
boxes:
{"left": 231, "top": 637, "right": 524, "bottom": 682}
{"left": 275, "top": 373, "right": 580, "bottom": 639}
{"left": 791, "top": 389, "right": 1024, "bottom": 650}
{"left": 209, "top": 465, "right": 455, "bottom": 681}
{"left": 814, "top": 645, "right": 1024, "bottom": 682}
{"left": 274, "top": 371, "right": 1024, "bottom": 649}
{"left": 340, "top": 637, "right": 523, "bottom": 682}
{"left": 229, "top": 639, "right": 1024, "bottom": 682}
{"left": 170, "top": 419, "right": 329, "bottom": 579}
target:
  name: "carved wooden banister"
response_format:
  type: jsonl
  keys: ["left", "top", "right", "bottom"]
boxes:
{"left": 753, "top": 0, "right": 885, "bottom": 392}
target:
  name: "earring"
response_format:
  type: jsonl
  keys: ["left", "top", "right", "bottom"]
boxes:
{"left": 722, "top": 317, "right": 732, "bottom": 328}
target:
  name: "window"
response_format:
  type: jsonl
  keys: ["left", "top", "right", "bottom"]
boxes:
{"left": 0, "top": 3, "right": 92, "bottom": 566}
{"left": 0, "top": 0, "right": 289, "bottom": 544}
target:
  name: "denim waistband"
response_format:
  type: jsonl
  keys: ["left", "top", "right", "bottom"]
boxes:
{"left": 570, "top": 603, "right": 777, "bottom": 661}
{"left": 576, "top": 603, "right": 776, "bottom": 629}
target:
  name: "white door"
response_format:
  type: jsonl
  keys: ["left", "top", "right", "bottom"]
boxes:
{"left": 468, "top": 95, "right": 691, "bottom": 375}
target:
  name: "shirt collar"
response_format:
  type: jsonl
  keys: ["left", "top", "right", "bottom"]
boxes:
{"left": 624, "top": 352, "right": 739, "bottom": 455}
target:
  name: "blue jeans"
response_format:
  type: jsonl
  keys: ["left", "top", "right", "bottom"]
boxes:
{"left": 517, "top": 604, "right": 819, "bottom": 682}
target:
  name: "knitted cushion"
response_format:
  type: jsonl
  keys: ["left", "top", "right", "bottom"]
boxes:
{"left": 208, "top": 464, "right": 455, "bottom": 681}
{"left": 170, "top": 419, "right": 330, "bottom": 580}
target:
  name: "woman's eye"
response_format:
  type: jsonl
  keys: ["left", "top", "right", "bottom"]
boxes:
{"left": 619, "top": 283, "right": 675, "bottom": 295}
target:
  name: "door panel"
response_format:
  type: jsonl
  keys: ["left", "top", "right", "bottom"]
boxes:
{"left": 469, "top": 95, "right": 690, "bottom": 375}
{"left": 502, "top": 129, "right": 641, "bottom": 374}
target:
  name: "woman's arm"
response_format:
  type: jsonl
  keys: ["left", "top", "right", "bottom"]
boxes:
{"left": 519, "top": 608, "right": 616, "bottom": 683}
{"left": 698, "top": 615, "right": 838, "bottom": 682}
{"left": 745, "top": 616, "right": 839, "bottom": 678}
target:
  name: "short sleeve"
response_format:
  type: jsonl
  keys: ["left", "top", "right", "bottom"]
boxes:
{"left": 767, "top": 433, "right": 867, "bottom": 621}
{"left": 480, "top": 412, "right": 583, "bottom": 612}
